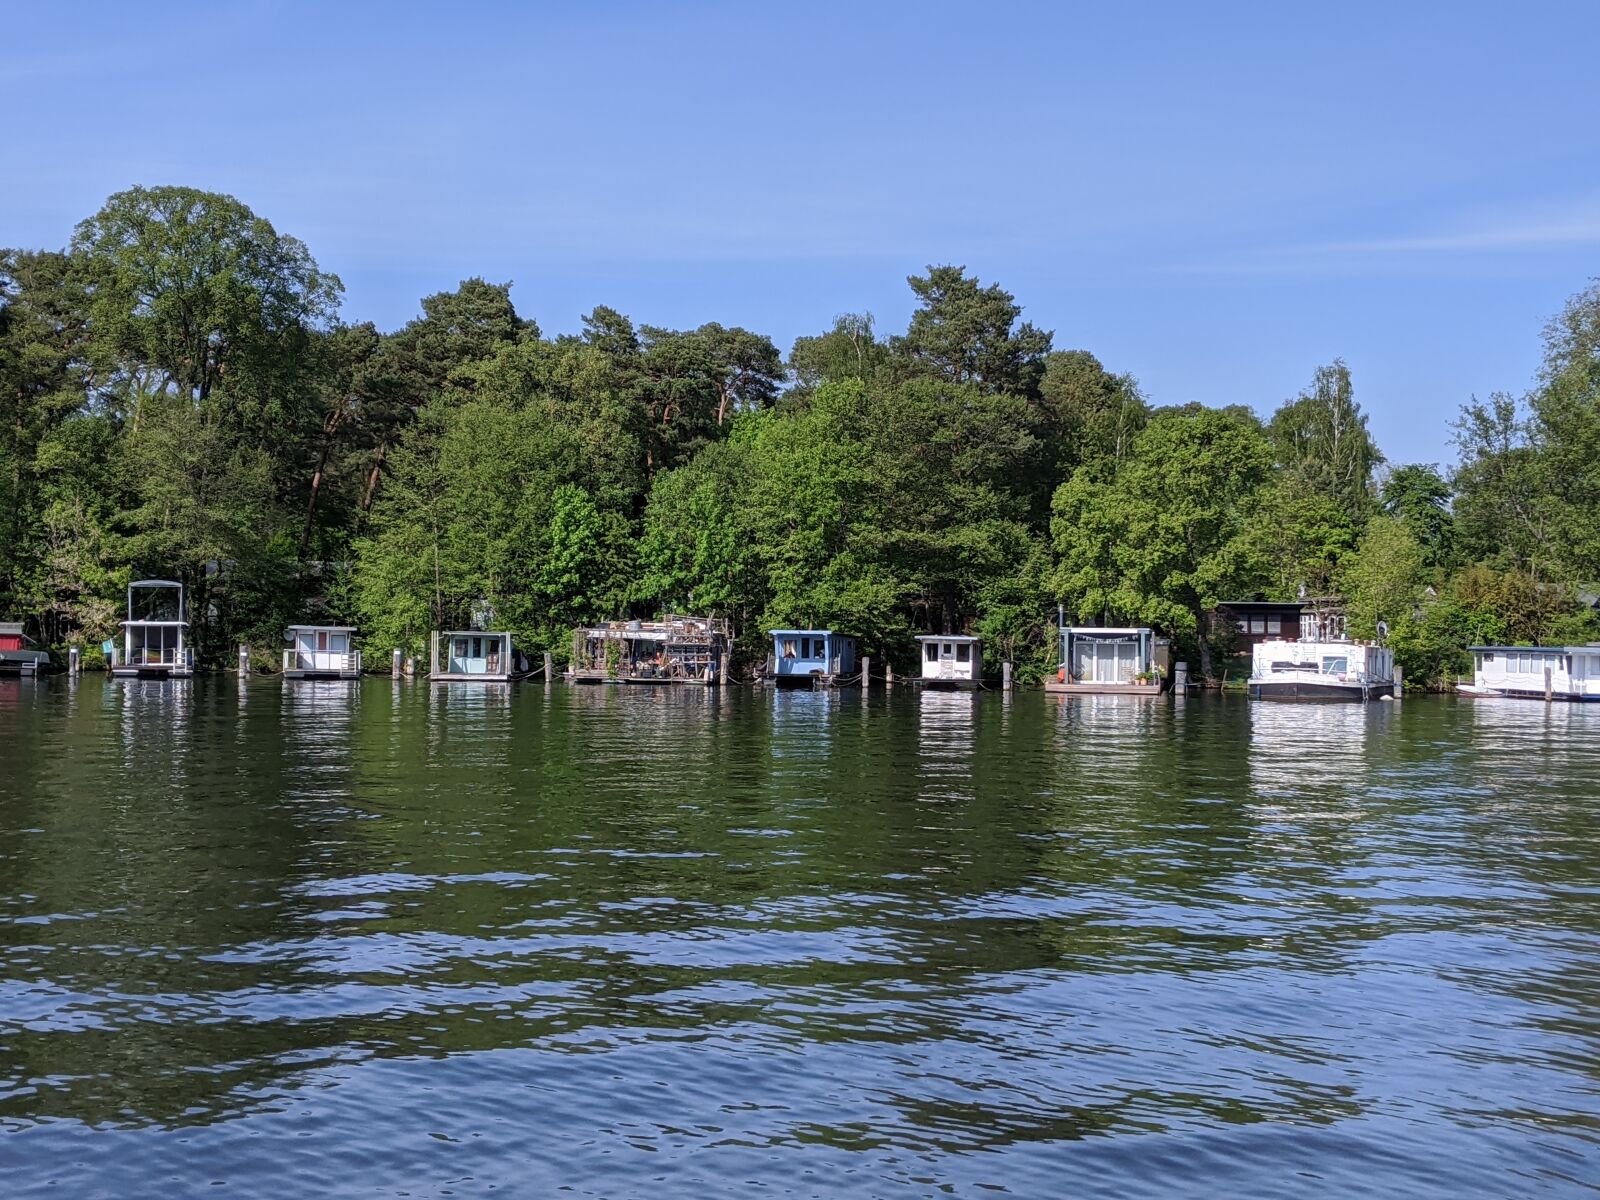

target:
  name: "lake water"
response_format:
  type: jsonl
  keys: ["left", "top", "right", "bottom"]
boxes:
{"left": 0, "top": 679, "right": 1596, "bottom": 1198}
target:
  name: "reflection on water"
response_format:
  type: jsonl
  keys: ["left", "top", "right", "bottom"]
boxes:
{"left": 0, "top": 681, "right": 1596, "bottom": 1198}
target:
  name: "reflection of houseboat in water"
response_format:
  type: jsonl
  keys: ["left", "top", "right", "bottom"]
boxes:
{"left": 569, "top": 615, "right": 729, "bottom": 685}
{"left": 111, "top": 580, "right": 194, "bottom": 679}
{"left": 765, "top": 629, "right": 859, "bottom": 689}
{"left": 0, "top": 622, "right": 50, "bottom": 677}
{"left": 1460, "top": 644, "right": 1600, "bottom": 702}
{"left": 1045, "top": 626, "right": 1166, "bottom": 695}
{"left": 428, "top": 629, "right": 527, "bottom": 683}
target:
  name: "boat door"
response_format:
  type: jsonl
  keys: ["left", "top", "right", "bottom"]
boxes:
{"left": 938, "top": 641, "right": 956, "bottom": 679}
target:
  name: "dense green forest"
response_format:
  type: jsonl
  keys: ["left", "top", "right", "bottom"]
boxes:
{"left": 3, "top": 186, "right": 1598, "bottom": 684}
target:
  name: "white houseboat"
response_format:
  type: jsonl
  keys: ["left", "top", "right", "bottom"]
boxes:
{"left": 283, "top": 625, "right": 362, "bottom": 680}
{"left": 0, "top": 623, "right": 50, "bottom": 677}
{"left": 429, "top": 629, "right": 525, "bottom": 683}
{"left": 915, "top": 634, "right": 981, "bottom": 690}
{"left": 766, "top": 629, "right": 859, "bottom": 688}
{"left": 1046, "top": 627, "right": 1164, "bottom": 695}
{"left": 1248, "top": 638, "right": 1394, "bottom": 701}
{"left": 112, "top": 580, "right": 193, "bottom": 679}
{"left": 1460, "top": 644, "right": 1600, "bottom": 702}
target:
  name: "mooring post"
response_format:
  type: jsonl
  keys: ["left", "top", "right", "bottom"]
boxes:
{"left": 1394, "top": 664, "right": 1405, "bottom": 699}
{"left": 1174, "top": 662, "right": 1189, "bottom": 694}
{"left": 392, "top": 647, "right": 402, "bottom": 678}
{"left": 544, "top": 650, "right": 554, "bottom": 682}
{"left": 885, "top": 663, "right": 894, "bottom": 689}
{"left": 68, "top": 646, "right": 80, "bottom": 674}
{"left": 238, "top": 643, "right": 249, "bottom": 674}
{"left": 1545, "top": 664, "right": 1553, "bottom": 703}
{"left": 1003, "top": 660, "right": 1013, "bottom": 692}
{"left": 862, "top": 654, "right": 871, "bottom": 690}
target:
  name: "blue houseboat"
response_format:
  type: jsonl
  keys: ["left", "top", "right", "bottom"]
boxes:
{"left": 767, "top": 629, "right": 859, "bottom": 689}
{"left": 429, "top": 629, "right": 524, "bottom": 683}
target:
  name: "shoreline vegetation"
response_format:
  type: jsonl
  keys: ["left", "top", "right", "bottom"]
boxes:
{"left": 3, "top": 186, "right": 1599, "bottom": 690}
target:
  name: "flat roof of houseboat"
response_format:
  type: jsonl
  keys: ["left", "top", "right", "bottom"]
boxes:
{"left": 1063, "top": 627, "right": 1147, "bottom": 635}
{"left": 286, "top": 624, "right": 357, "bottom": 632}
{"left": 130, "top": 579, "right": 183, "bottom": 588}
{"left": 1469, "top": 644, "right": 1600, "bottom": 654}
{"left": 438, "top": 630, "right": 511, "bottom": 637}
{"left": 914, "top": 634, "right": 979, "bottom": 641}
{"left": 770, "top": 628, "right": 843, "bottom": 636}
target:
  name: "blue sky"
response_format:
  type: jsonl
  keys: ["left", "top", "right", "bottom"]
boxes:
{"left": 10, "top": 1, "right": 1599, "bottom": 465}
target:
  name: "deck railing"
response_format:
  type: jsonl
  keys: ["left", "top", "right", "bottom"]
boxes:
{"left": 282, "top": 649, "right": 362, "bottom": 673}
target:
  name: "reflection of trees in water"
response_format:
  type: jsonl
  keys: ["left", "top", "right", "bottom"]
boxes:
{"left": 1, "top": 687, "right": 1597, "bottom": 1149}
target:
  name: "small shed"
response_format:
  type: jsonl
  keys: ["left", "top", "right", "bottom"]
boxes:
{"left": 768, "top": 629, "right": 859, "bottom": 688}
{"left": 915, "top": 635, "right": 982, "bottom": 690}
{"left": 1046, "top": 627, "right": 1162, "bottom": 694}
{"left": 283, "top": 625, "right": 362, "bottom": 680}
{"left": 112, "top": 580, "right": 193, "bottom": 678}
{"left": 430, "top": 630, "right": 520, "bottom": 683}
{"left": 0, "top": 622, "right": 49, "bottom": 677}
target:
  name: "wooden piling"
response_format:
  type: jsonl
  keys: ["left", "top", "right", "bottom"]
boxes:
{"left": 1545, "top": 664, "right": 1553, "bottom": 703}
{"left": 885, "top": 663, "right": 894, "bottom": 688}
{"left": 1394, "top": 664, "right": 1404, "bottom": 699}
{"left": 862, "top": 654, "right": 871, "bottom": 690}
{"left": 392, "top": 647, "right": 403, "bottom": 678}
{"left": 238, "top": 644, "right": 249, "bottom": 674}
{"left": 1174, "top": 662, "right": 1189, "bottom": 694}
{"left": 544, "top": 650, "right": 554, "bottom": 682}
{"left": 1002, "top": 660, "right": 1013, "bottom": 692}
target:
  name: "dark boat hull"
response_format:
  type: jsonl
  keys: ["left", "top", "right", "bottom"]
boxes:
{"left": 1250, "top": 680, "right": 1393, "bottom": 702}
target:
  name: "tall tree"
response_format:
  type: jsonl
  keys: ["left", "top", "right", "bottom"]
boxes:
{"left": 892, "top": 266, "right": 1052, "bottom": 398}
{"left": 1052, "top": 405, "right": 1273, "bottom": 678}
{"left": 1268, "top": 360, "right": 1382, "bottom": 523}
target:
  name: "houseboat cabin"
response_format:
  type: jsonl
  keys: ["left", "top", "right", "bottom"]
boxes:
{"left": 112, "top": 580, "right": 193, "bottom": 678}
{"left": 430, "top": 630, "right": 521, "bottom": 683}
{"left": 0, "top": 623, "right": 49, "bottom": 677}
{"left": 283, "top": 625, "right": 362, "bottom": 680}
{"left": 915, "top": 634, "right": 981, "bottom": 690}
{"left": 1046, "top": 627, "right": 1162, "bottom": 694}
{"left": 569, "top": 615, "right": 729, "bottom": 684}
{"left": 1248, "top": 639, "right": 1394, "bottom": 701}
{"left": 768, "top": 629, "right": 859, "bottom": 688}
{"left": 1461, "top": 645, "right": 1600, "bottom": 702}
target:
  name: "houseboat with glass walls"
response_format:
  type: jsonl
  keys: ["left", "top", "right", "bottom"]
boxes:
{"left": 283, "top": 625, "right": 362, "bottom": 680}
{"left": 111, "top": 580, "right": 193, "bottom": 679}
{"left": 1046, "top": 626, "right": 1165, "bottom": 695}
{"left": 429, "top": 628, "right": 526, "bottom": 683}
{"left": 766, "top": 629, "right": 859, "bottom": 688}
{"left": 1460, "top": 644, "right": 1600, "bottom": 702}
{"left": 0, "top": 622, "right": 50, "bottom": 677}
{"left": 915, "top": 634, "right": 981, "bottom": 690}
{"left": 569, "top": 615, "right": 730, "bottom": 684}
{"left": 1247, "top": 602, "right": 1393, "bottom": 701}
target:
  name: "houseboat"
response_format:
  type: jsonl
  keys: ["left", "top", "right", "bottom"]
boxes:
{"left": 1248, "top": 638, "right": 1394, "bottom": 701}
{"left": 569, "top": 615, "right": 729, "bottom": 684}
{"left": 915, "top": 634, "right": 981, "bottom": 690}
{"left": 1046, "top": 626, "right": 1164, "bottom": 695}
{"left": 1459, "top": 644, "right": 1600, "bottom": 702}
{"left": 111, "top": 580, "right": 193, "bottom": 678}
{"left": 0, "top": 623, "right": 50, "bottom": 677}
{"left": 283, "top": 625, "right": 362, "bottom": 680}
{"left": 767, "top": 629, "right": 859, "bottom": 688}
{"left": 429, "top": 629, "right": 525, "bottom": 683}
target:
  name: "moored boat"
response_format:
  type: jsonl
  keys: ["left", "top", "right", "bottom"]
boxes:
{"left": 1248, "top": 639, "right": 1394, "bottom": 701}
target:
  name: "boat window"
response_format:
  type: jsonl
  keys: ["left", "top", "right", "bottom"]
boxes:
{"left": 925, "top": 643, "right": 938, "bottom": 663}
{"left": 956, "top": 643, "right": 970, "bottom": 663}
{"left": 455, "top": 638, "right": 469, "bottom": 658}
{"left": 317, "top": 631, "right": 329, "bottom": 652}
{"left": 1321, "top": 656, "right": 1348, "bottom": 675}
{"left": 1249, "top": 617, "right": 1266, "bottom": 634}
{"left": 1270, "top": 660, "right": 1300, "bottom": 672}
{"left": 1267, "top": 616, "right": 1282, "bottom": 634}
